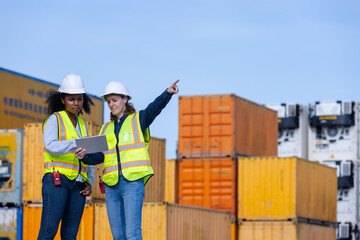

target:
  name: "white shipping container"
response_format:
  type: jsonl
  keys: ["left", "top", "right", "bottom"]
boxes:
{"left": 308, "top": 101, "right": 358, "bottom": 161}
{"left": 308, "top": 100, "right": 360, "bottom": 239}
{"left": 265, "top": 103, "right": 308, "bottom": 158}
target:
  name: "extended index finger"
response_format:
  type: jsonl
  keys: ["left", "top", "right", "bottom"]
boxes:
{"left": 172, "top": 79, "right": 180, "bottom": 86}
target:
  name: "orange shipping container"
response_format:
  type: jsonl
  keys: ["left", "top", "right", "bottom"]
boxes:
{"left": 238, "top": 221, "right": 336, "bottom": 240}
{"left": 238, "top": 157, "right": 337, "bottom": 223}
{"left": 22, "top": 203, "right": 94, "bottom": 240}
{"left": 178, "top": 94, "right": 278, "bottom": 159}
{"left": 178, "top": 157, "right": 237, "bottom": 219}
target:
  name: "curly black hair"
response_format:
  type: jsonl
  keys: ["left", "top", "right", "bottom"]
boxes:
{"left": 45, "top": 89, "right": 94, "bottom": 116}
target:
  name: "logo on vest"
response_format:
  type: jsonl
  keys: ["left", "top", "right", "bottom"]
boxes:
{"left": 121, "top": 132, "right": 132, "bottom": 142}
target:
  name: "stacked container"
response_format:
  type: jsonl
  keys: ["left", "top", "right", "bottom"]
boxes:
{"left": 93, "top": 202, "right": 231, "bottom": 240}
{"left": 0, "top": 129, "right": 23, "bottom": 239}
{"left": 21, "top": 122, "right": 100, "bottom": 239}
{"left": 177, "top": 94, "right": 278, "bottom": 224}
{"left": 237, "top": 156, "right": 337, "bottom": 240}
{"left": 265, "top": 103, "right": 309, "bottom": 159}
{"left": 308, "top": 100, "right": 359, "bottom": 240}
{"left": 21, "top": 122, "right": 170, "bottom": 238}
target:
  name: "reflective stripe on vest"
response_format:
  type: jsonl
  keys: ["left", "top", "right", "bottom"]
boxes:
{"left": 44, "top": 162, "right": 88, "bottom": 173}
{"left": 121, "top": 160, "right": 151, "bottom": 169}
{"left": 103, "top": 164, "right": 118, "bottom": 174}
{"left": 103, "top": 142, "right": 147, "bottom": 155}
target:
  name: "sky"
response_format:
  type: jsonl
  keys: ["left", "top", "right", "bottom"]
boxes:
{"left": 1, "top": 1, "right": 359, "bottom": 159}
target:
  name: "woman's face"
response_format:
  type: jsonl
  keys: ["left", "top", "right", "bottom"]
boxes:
{"left": 61, "top": 94, "right": 84, "bottom": 115}
{"left": 106, "top": 94, "right": 127, "bottom": 118}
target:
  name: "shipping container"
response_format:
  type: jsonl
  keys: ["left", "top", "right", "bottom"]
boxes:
{"left": 94, "top": 203, "right": 112, "bottom": 240}
{"left": 165, "top": 159, "right": 178, "bottom": 203}
{"left": 231, "top": 220, "right": 238, "bottom": 240}
{"left": 22, "top": 123, "right": 103, "bottom": 203}
{"left": 144, "top": 137, "right": 166, "bottom": 202}
{"left": 238, "top": 157, "right": 337, "bottom": 223}
{"left": 238, "top": 221, "right": 336, "bottom": 240}
{"left": 86, "top": 122, "right": 104, "bottom": 202}
{"left": 94, "top": 202, "right": 231, "bottom": 240}
{"left": 178, "top": 94, "right": 278, "bottom": 158}
{"left": 0, "top": 129, "right": 23, "bottom": 206}
{"left": 0, "top": 67, "right": 103, "bottom": 129}
{"left": 22, "top": 203, "right": 94, "bottom": 240}
{"left": 22, "top": 123, "right": 167, "bottom": 203}
{"left": 0, "top": 207, "right": 22, "bottom": 240}
{"left": 178, "top": 157, "right": 237, "bottom": 219}
{"left": 143, "top": 202, "right": 231, "bottom": 240}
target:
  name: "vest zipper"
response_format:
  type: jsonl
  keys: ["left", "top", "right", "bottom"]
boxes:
{"left": 116, "top": 144, "right": 122, "bottom": 176}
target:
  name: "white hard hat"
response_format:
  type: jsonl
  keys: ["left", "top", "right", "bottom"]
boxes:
{"left": 58, "top": 74, "right": 86, "bottom": 94}
{"left": 101, "top": 81, "right": 131, "bottom": 100}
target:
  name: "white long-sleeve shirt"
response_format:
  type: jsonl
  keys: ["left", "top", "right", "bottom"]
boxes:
{"left": 43, "top": 114, "right": 95, "bottom": 186}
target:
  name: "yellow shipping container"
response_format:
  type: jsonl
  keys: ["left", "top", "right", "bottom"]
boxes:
{"left": 0, "top": 67, "right": 103, "bottom": 129}
{"left": 23, "top": 123, "right": 166, "bottom": 203}
{"left": 22, "top": 203, "right": 94, "bottom": 240}
{"left": 238, "top": 221, "right": 336, "bottom": 240}
{"left": 238, "top": 157, "right": 337, "bottom": 223}
{"left": 165, "top": 159, "right": 178, "bottom": 203}
{"left": 94, "top": 202, "right": 231, "bottom": 240}
{"left": 93, "top": 203, "right": 112, "bottom": 240}
{"left": 231, "top": 221, "right": 238, "bottom": 240}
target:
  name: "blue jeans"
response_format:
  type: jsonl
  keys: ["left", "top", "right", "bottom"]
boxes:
{"left": 105, "top": 176, "right": 145, "bottom": 240}
{"left": 37, "top": 173, "right": 86, "bottom": 240}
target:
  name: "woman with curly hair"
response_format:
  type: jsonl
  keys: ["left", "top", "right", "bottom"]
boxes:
{"left": 38, "top": 74, "right": 95, "bottom": 240}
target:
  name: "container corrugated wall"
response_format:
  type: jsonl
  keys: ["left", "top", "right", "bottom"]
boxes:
{"left": 0, "top": 206, "right": 22, "bottom": 240}
{"left": 0, "top": 129, "right": 23, "bottom": 206}
{"left": 178, "top": 157, "right": 237, "bottom": 219}
{"left": 94, "top": 202, "right": 231, "bottom": 240}
{"left": 238, "top": 221, "right": 336, "bottom": 240}
{"left": 231, "top": 221, "right": 238, "bottom": 240}
{"left": 94, "top": 203, "right": 112, "bottom": 240}
{"left": 144, "top": 137, "right": 166, "bottom": 202}
{"left": 87, "top": 122, "right": 104, "bottom": 201}
{"left": 238, "top": 157, "right": 337, "bottom": 223}
{"left": 165, "top": 159, "right": 178, "bottom": 203}
{"left": 22, "top": 203, "right": 94, "bottom": 240}
{"left": 22, "top": 123, "right": 43, "bottom": 203}
{"left": 143, "top": 202, "right": 231, "bottom": 240}
{"left": 178, "top": 94, "right": 278, "bottom": 158}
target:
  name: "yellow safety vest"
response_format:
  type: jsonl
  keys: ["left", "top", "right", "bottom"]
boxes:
{"left": 100, "top": 113, "right": 153, "bottom": 186}
{"left": 43, "top": 110, "right": 90, "bottom": 182}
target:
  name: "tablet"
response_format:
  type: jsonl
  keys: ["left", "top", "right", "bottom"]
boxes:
{"left": 75, "top": 135, "right": 109, "bottom": 154}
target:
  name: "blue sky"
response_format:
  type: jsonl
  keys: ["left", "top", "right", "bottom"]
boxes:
{"left": 1, "top": 1, "right": 359, "bottom": 159}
